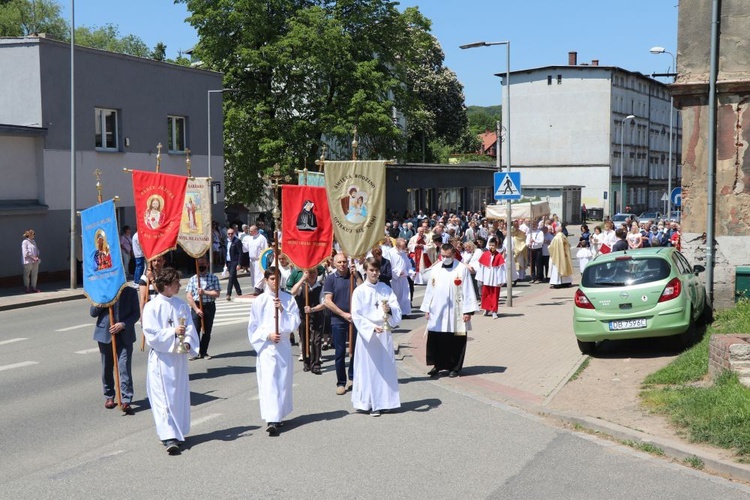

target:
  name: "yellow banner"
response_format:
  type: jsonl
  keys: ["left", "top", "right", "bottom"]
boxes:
{"left": 177, "top": 177, "right": 212, "bottom": 258}
{"left": 324, "top": 160, "right": 386, "bottom": 258}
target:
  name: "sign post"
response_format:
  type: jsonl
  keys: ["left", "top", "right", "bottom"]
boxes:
{"left": 493, "top": 172, "right": 522, "bottom": 307}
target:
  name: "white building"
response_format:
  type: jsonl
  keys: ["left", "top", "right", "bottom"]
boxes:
{"left": 500, "top": 52, "right": 681, "bottom": 218}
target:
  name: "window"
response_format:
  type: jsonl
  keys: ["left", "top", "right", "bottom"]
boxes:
{"left": 168, "top": 116, "right": 187, "bottom": 152}
{"left": 95, "top": 108, "right": 118, "bottom": 150}
{"left": 557, "top": 74, "right": 562, "bottom": 84}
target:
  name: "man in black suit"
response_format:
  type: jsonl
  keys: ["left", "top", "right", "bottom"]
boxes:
{"left": 90, "top": 286, "right": 140, "bottom": 414}
{"left": 225, "top": 227, "right": 243, "bottom": 300}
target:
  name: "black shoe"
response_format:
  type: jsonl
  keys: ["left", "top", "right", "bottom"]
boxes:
{"left": 448, "top": 370, "right": 460, "bottom": 378}
{"left": 165, "top": 439, "right": 180, "bottom": 454}
{"left": 428, "top": 366, "right": 439, "bottom": 378}
{"left": 266, "top": 423, "right": 279, "bottom": 437}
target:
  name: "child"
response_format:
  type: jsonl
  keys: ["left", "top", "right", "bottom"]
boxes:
{"left": 142, "top": 267, "right": 199, "bottom": 454}
{"left": 576, "top": 240, "right": 593, "bottom": 273}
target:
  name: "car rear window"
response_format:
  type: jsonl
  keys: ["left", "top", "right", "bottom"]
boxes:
{"left": 581, "top": 257, "right": 671, "bottom": 287}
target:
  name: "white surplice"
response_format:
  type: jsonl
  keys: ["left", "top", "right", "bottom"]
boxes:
{"left": 350, "top": 281, "right": 402, "bottom": 412}
{"left": 390, "top": 249, "right": 412, "bottom": 315}
{"left": 420, "top": 261, "right": 478, "bottom": 333}
{"left": 243, "top": 233, "right": 268, "bottom": 289}
{"left": 142, "top": 294, "right": 199, "bottom": 442}
{"left": 247, "top": 287, "right": 301, "bottom": 423}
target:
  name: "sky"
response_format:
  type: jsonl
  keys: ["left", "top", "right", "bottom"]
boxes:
{"left": 60, "top": 0, "right": 679, "bottom": 107}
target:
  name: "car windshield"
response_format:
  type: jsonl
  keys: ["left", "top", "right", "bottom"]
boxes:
{"left": 581, "top": 257, "right": 671, "bottom": 287}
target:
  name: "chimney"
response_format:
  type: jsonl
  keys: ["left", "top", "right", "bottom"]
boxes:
{"left": 568, "top": 51, "right": 577, "bottom": 66}
{"left": 592, "top": 59, "right": 599, "bottom": 66}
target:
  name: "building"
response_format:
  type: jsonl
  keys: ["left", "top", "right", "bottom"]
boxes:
{"left": 0, "top": 36, "right": 225, "bottom": 284}
{"left": 672, "top": 0, "right": 750, "bottom": 309}
{"left": 500, "top": 52, "right": 682, "bottom": 218}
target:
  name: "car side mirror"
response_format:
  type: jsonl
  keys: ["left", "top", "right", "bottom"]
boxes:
{"left": 693, "top": 264, "right": 705, "bottom": 274}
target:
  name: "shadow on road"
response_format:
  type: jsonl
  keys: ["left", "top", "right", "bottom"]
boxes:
{"left": 190, "top": 364, "right": 253, "bottom": 381}
{"left": 460, "top": 365, "right": 507, "bottom": 376}
{"left": 285, "top": 409, "right": 349, "bottom": 431}
{"left": 183, "top": 425, "right": 260, "bottom": 449}
{"left": 205, "top": 349, "right": 256, "bottom": 360}
{"left": 591, "top": 325, "right": 708, "bottom": 359}
{"left": 398, "top": 398, "right": 442, "bottom": 413}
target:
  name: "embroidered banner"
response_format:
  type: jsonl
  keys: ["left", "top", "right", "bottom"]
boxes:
{"left": 132, "top": 171, "right": 188, "bottom": 260}
{"left": 81, "top": 199, "right": 127, "bottom": 307}
{"left": 281, "top": 185, "right": 333, "bottom": 269}
{"left": 177, "top": 177, "right": 212, "bottom": 258}
{"left": 323, "top": 160, "right": 386, "bottom": 258}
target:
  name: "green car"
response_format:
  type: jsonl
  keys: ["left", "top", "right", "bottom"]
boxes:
{"left": 573, "top": 247, "right": 707, "bottom": 354}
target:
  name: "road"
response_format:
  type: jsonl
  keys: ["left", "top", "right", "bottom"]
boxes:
{"left": 1, "top": 275, "right": 748, "bottom": 499}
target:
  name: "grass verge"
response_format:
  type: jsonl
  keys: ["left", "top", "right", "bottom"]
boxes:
{"left": 569, "top": 356, "right": 590, "bottom": 382}
{"left": 640, "top": 300, "right": 750, "bottom": 459}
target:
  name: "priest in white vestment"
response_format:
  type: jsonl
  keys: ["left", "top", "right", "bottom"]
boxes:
{"left": 420, "top": 243, "right": 479, "bottom": 378}
{"left": 142, "top": 268, "right": 200, "bottom": 454}
{"left": 243, "top": 226, "right": 268, "bottom": 294}
{"left": 390, "top": 239, "right": 412, "bottom": 316}
{"left": 351, "top": 257, "right": 402, "bottom": 416}
{"left": 248, "top": 267, "right": 301, "bottom": 436}
{"left": 549, "top": 226, "right": 574, "bottom": 288}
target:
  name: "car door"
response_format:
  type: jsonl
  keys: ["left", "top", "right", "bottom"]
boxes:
{"left": 672, "top": 251, "right": 705, "bottom": 320}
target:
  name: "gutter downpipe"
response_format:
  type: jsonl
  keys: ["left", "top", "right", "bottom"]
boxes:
{"left": 705, "top": 0, "right": 720, "bottom": 307}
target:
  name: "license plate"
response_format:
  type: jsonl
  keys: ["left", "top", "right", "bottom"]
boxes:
{"left": 609, "top": 318, "right": 647, "bottom": 331}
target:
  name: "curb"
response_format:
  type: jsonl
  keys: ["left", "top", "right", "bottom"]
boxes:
{"left": 0, "top": 291, "right": 86, "bottom": 312}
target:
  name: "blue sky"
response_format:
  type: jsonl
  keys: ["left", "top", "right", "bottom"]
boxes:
{"left": 61, "top": 0, "right": 679, "bottom": 106}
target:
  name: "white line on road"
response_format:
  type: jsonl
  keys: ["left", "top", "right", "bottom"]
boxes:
{"left": 75, "top": 348, "right": 100, "bottom": 354}
{"left": 192, "top": 413, "right": 222, "bottom": 427}
{"left": 55, "top": 324, "right": 91, "bottom": 332}
{"left": 0, "top": 338, "right": 28, "bottom": 346}
{"left": 0, "top": 361, "right": 39, "bottom": 372}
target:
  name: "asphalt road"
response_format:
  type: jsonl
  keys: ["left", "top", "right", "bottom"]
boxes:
{"left": 1, "top": 275, "right": 748, "bottom": 499}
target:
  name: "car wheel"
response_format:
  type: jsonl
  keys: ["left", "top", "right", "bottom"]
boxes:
{"left": 697, "top": 302, "right": 713, "bottom": 325}
{"left": 577, "top": 339, "right": 596, "bottom": 355}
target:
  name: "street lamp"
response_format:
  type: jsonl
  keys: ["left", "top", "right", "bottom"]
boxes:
{"left": 619, "top": 114, "right": 636, "bottom": 214}
{"left": 650, "top": 46, "right": 676, "bottom": 217}
{"left": 207, "top": 88, "right": 238, "bottom": 271}
{"left": 460, "top": 40, "right": 514, "bottom": 306}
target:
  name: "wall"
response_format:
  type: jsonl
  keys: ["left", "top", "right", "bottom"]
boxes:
{"left": 0, "top": 40, "right": 42, "bottom": 126}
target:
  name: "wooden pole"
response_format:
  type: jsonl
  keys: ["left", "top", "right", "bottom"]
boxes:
{"left": 140, "top": 260, "right": 153, "bottom": 352}
{"left": 108, "top": 307, "right": 122, "bottom": 408}
{"left": 348, "top": 260, "right": 354, "bottom": 356}
{"left": 304, "top": 278, "right": 310, "bottom": 359}
{"left": 195, "top": 258, "right": 205, "bottom": 333}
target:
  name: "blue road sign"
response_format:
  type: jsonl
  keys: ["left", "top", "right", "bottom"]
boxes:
{"left": 494, "top": 172, "right": 522, "bottom": 200}
{"left": 670, "top": 187, "right": 682, "bottom": 207}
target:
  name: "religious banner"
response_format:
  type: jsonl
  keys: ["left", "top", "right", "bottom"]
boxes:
{"left": 177, "top": 177, "right": 212, "bottom": 258}
{"left": 323, "top": 160, "right": 386, "bottom": 258}
{"left": 81, "top": 199, "right": 127, "bottom": 307}
{"left": 132, "top": 170, "right": 188, "bottom": 259}
{"left": 281, "top": 184, "right": 333, "bottom": 269}
{"left": 296, "top": 169, "right": 326, "bottom": 187}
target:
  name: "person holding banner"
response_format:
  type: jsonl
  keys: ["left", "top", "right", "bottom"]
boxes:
{"left": 350, "top": 257, "right": 402, "bottom": 417}
{"left": 290, "top": 267, "right": 325, "bottom": 374}
{"left": 90, "top": 286, "right": 140, "bottom": 414}
{"left": 421, "top": 243, "right": 478, "bottom": 378}
{"left": 247, "top": 268, "right": 301, "bottom": 436}
{"left": 142, "top": 268, "right": 199, "bottom": 454}
{"left": 186, "top": 256, "right": 221, "bottom": 360}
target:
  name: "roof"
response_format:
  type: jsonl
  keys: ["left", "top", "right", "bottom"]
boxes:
{"left": 0, "top": 124, "right": 47, "bottom": 136}
{"left": 479, "top": 131, "right": 498, "bottom": 154}
{"left": 494, "top": 64, "right": 670, "bottom": 89}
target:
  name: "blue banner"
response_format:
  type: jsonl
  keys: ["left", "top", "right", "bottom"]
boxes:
{"left": 81, "top": 200, "right": 127, "bottom": 307}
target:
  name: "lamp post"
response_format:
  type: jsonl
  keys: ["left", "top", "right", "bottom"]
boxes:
{"left": 650, "top": 47, "right": 676, "bottom": 217}
{"left": 619, "top": 114, "right": 636, "bottom": 214}
{"left": 69, "top": 0, "right": 76, "bottom": 288}
{"left": 207, "top": 88, "right": 237, "bottom": 272}
{"left": 460, "top": 40, "right": 514, "bottom": 306}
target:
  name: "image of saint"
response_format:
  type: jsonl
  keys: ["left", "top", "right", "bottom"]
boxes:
{"left": 144, "top": 195, "right": 164, "bottom": 230}
{"left": 345, "top": 191, "right": 368, "bottom": 224}
{"left": 340, "top": 185, "right": 359, "bottom": 214}
{"left": 93, "top": 229, "right": 113, "bottom": 272}
{"left": 185, "top": 196, "right": 198, "bottom": 232}
{"left": 296, "top": 199, "right": 318, "bottom": 231}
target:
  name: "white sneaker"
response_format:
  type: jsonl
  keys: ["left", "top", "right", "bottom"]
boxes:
{"left": 298, "top": 354, "right": 303, "bottom": 361}
{"left": 492, "top": 313, "right": 498, "bottom": 319}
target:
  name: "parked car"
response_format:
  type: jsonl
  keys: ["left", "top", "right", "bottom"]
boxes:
{"left": 573, "top": 247, "right": 707, "bottom": 354}
{"left": 610, "top": 213, "right": 639, "bottom": 224}
{"left": 638, "top": 211, "right": 662, "bottom": 222}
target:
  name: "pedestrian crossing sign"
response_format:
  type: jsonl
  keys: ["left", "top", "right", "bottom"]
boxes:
{"left": 494, "top": 172, "right": 522, "bottom": 200}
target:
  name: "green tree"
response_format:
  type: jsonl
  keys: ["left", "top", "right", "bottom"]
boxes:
{"left": 180, "top": 0, "right": 440, "bottom": 207}
{"left": 467, "top": 105, "right": 502, "bottom": 135}
{"left": 0, "top": 0, "right": 67, "bottom": 39}
{"left": 74, "top": 24, "right": 150, "bottom": 58}
{"left": 152, "top": 41, "right": 167, "bottom": 61}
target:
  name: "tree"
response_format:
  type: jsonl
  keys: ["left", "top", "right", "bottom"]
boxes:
{"left": 75, "top": 24, "right": 150, "bottom": 58}
{"left": 152, "top": 41, "right": 167, "bottom": 61}
{"left": 0, "top": 0, "right": 68, "bottom": 39}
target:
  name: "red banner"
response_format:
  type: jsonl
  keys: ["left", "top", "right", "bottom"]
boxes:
{"left": 132, "top": 171, "right": 188, "bottom": 260}
{"left": 281, "top": 185, "right": 333, "bottom": 269}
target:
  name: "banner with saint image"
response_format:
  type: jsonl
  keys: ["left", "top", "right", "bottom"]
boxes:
{"left": 132, "top": 170, "right": 188, "bottom": 259}
{"left": 281, "top": 184, "right": 333, "bottom": 269}
{"left": 323, "top": 160, "right": 386, "bottom": 258}
{"left": 177, "top": 177, "right": 212, "bottom": 258}
{"left": 81, "top": 199, "right": 127, "bottom": 307}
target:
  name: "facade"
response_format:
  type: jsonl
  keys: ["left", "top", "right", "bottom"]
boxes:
{"left": 0, "top": 36, "right": 225, "bottom": 283}
{"left": 500, "top": 54, "right": 682, "bottom": 218}
{"left": 672, "top": 0, "right": 750, "bottom": 309}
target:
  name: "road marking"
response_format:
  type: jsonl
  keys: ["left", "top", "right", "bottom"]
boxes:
{"left": 55, "top": 324, "right": 90, "bottom": 332}
{"left": 0, "top": 338, "right": 28, "bottom": 346}
{"left": 75, "top": 348, "right": 100, "bottom": 354}
{"left": 0, "top": 361, "right": 38, "bottom": 372}
{"left": 192, "top": 413, "right": 222, "bottom": 427}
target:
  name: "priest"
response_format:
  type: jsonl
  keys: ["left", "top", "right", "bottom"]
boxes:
{"left": 549, "top": 226, "right": 574, "bottom": 288}
{"left": 420, "top": 243, "right": 478, "bottom": 378}
{"left": 248, "top": 268, "right": 301, "bottom": 436}
{"left": 350, "top": 257, "right": 402, "bottom": 417}
{"left": 242, "top": 225, "right": 269, "bottom": 294}
{"left": 142, "top": 267, "right": 200, "bottom": 455}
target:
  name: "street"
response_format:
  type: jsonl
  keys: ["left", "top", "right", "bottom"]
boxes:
{"left": 1, "top": 276, "right": 749, "bottom": 499}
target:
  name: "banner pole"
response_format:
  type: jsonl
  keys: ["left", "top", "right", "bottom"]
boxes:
{"left": 108, "top": 306, "right": 122, "bottom": 408}
{"left": 304, "top": 279, "right": 310, "bottom": 360}
{"left": 195, "top": 258, "right": 205, "bottom": 334}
